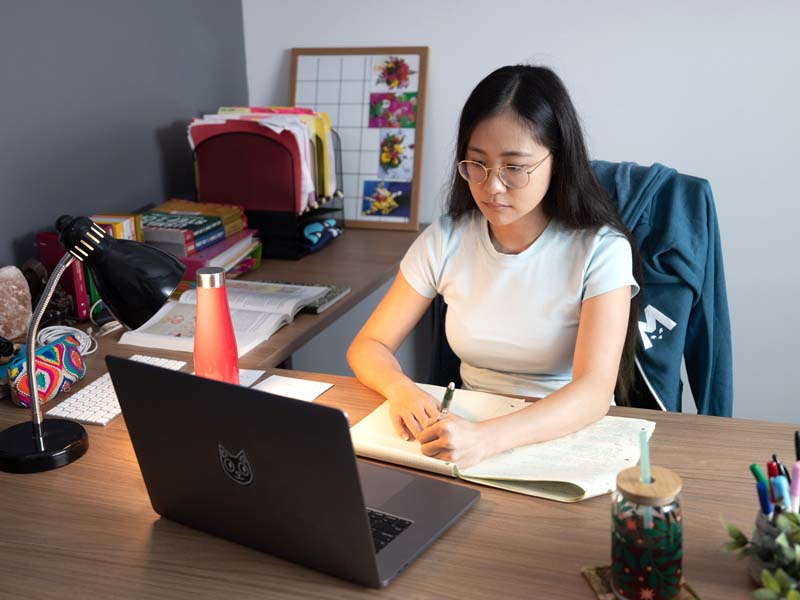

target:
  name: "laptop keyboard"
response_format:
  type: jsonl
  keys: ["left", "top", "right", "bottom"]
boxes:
{"left": 367, "top": 508, "right": 413, "bottom": 553}
{"left": 46, "top": 355, "right": 187, "bottom": 426}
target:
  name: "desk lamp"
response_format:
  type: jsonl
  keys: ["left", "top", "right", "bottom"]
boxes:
{"left": 0, "top": 216, "right": 185, "bottom": 473}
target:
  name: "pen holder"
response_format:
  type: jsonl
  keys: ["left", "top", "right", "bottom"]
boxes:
{"left": 611, "top": 465, "right": 683, "bottom": 600}
{"left": 748, "top": 511, "right": 786, "bottom": 585}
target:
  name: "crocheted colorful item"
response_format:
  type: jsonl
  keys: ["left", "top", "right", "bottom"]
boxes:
{"left": 7, "top": 334, "right": 86, "bottom": 408}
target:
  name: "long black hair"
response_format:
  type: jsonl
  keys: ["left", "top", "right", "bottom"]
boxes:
{"left": 447, "top": 65, "right": 643, "bottom": 406}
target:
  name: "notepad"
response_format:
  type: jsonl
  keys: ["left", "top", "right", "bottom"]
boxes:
{"left": 254, "top": 374, "right": 333, "bottom": 402}
{"left": 350, "top": 383, "right": 656, "bottom": 502}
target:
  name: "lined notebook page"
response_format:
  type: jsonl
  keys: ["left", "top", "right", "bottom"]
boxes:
{"left": 351, "top": 383, "right": 655, "bottom": 501}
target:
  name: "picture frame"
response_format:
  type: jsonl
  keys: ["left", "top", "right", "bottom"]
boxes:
{"left": 289, "top": 46, "right": 428, "bottom": 231}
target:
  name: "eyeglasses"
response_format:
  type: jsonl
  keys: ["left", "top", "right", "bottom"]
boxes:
{"left": 457, "top": 153, "right": 551, "bottom": 189}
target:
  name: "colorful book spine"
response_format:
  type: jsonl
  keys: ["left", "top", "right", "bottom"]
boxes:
{"left": 35, "top": 231, "right": 90, "bottom": 320}
{"left": 151, "top": 199, "right": 247, "bottom": 239}
{"left": 141, "top": 212, "right": 224, "bottom": 255}
{"left": 92, "top": 214, "right": 143, "bottom": 241}
{"left": 194, "top": 227, "right": 226, "bottom": 251}
{"left": 179, "top": 229, "right": 257, "bottom": 280}
{"left": 174, "top": 241, "right": 263, "bottom": 294}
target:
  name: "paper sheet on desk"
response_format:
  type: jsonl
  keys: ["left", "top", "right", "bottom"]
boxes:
{"left": 254, "top": 375, "right": 333, "bottom": 402}
{"left": 239, "top": 370, "right": 265, "bottom": 388}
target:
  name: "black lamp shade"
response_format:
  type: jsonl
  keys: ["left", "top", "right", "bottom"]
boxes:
{"left": 0, "top": 215, "right": 185, "bottom": 474}
{"left": 56, "top": 216, "right": 185, "bottom": 329}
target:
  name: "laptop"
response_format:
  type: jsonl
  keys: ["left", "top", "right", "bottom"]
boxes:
{"left": 105, "top": 355, "right": 479, "bottom": 588}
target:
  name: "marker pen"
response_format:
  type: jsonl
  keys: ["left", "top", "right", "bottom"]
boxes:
{"left": 757, "top": 480, "right": 773, "bottom": 519}
{"left": 790, "top": 462, "right": 800, "bottom": 514}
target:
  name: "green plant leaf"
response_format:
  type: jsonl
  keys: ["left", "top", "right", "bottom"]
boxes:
{"left": 762, "top": 569, "right": 781, "bottom": 594}
{"left": 726, "top": 522, "right": 749, "bottom": 545}
{"left": 774, "top": 568, "right": 792, "bottom": 592}
{"left": 723, "top": 539, "right": 749, "bottom": 552}
{"left": 779, "top": 544, "right": 796, "bottom": 562}
{"left": 777, "top": 514, "right": 792, "bottom": 531}
{"left": 785, "top": 589, "right": 800, "bottom": 600}
{"left": 752, "top": 588, "right": 779, "bottom": 600}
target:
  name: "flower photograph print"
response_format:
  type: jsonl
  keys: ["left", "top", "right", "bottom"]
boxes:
{"left": 377, "top": 129, "right": 415, "bottom": 180}
{"left": 371, "top": 55, "right": 419, "bottom": 92}
{"left": 361, "top": 180, "right": 412, "bottom": 219}
{"left": 369, "top": 93, "right": 417, "bottom": 128}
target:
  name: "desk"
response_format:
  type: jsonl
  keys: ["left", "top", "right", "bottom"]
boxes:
{"left": 0, "top": 344, "right": 795, "bottom": 599}
{"left": 218, "top": 227, "right": 421, "bottom": 368}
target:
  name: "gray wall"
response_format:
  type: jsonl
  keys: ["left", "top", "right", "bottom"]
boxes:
{"left": 0, "top": 0, "right": 249, "bottom": 265}
{"left": 242, "top": 0, "right": 800, "bottom": 424}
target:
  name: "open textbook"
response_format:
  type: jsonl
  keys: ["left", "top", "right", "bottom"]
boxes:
{"left": 118, "top": 280, "right": 328, "bottom": 357}
{"left": 350, "top": 383, "right": 656, "bottom": 502}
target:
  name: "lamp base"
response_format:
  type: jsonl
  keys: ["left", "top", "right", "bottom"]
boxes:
{"left": 0, "top": 419, "right": 88, "bottom": 473}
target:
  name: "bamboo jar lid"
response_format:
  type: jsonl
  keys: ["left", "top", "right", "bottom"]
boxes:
{"left": 616, "top": 465, "right": 682, "bottom": 506}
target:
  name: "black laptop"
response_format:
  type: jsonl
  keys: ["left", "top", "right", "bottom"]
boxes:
{"left": 105, "top": 355, "right": 479, "bottom": 588}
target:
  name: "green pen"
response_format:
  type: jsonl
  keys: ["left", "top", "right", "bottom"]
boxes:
{"left": 438, "top": 382, "right": 456, "bottom": 419}
{"left": 750, "top": 463, "right": 769, "bottom": 487}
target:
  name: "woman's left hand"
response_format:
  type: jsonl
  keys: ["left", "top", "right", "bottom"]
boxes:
{"left": 417, "top": 416, "right": 492, "bottom": 468}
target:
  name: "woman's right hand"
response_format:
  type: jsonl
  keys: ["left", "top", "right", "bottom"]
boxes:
{"left": 385, "top": 379, "right": 440, "bottom": 441}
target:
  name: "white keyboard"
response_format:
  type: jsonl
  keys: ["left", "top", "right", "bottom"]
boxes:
{"left": 46, "top": 355, "right": 187, "bottom": 426}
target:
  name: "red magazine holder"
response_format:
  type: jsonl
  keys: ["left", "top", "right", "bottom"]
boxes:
{"left": 189, "top": 119, "right": 343, "bottom": 259}
{"left": 190, "top": 119, "right": 303, "bottom": 214}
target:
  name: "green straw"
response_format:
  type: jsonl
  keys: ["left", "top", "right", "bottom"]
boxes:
{"left": 640, "top": 428, "right": 653, "bottom": 528}
{"left": 640, "top": 428, "right": 651, "bottom": 483}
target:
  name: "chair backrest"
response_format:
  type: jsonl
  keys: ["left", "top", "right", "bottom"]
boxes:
{"left": 426, "top": 161, "right": 733, "bottom": 416}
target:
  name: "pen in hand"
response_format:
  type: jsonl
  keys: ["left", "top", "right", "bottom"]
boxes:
{"left": 438, "top": 382, "right": 456, "bottom": 421}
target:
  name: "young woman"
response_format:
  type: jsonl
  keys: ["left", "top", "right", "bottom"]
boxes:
{"left": 347, "top": 65, "right": 641, "bottom": 468}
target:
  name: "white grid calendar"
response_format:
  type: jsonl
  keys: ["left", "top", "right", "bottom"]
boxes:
{"left": 291, "top": 49, "right": 425, "bottom": 230}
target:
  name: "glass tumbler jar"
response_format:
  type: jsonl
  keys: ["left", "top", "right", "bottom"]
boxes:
{"left": 611, "top": 465, "right": 683, "bottom": 600}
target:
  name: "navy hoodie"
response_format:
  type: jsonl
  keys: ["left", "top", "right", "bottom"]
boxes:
{"left": 591, "top": 161, "right": 733, "bottom": 416}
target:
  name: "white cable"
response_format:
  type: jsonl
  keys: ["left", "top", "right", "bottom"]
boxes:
{"left": 36, "top": 325, "right": 98, "bottom": 356}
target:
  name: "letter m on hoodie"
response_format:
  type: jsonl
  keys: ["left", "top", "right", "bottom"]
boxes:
{"left": 639, "top": 305, "right": 677, "bottom": 350}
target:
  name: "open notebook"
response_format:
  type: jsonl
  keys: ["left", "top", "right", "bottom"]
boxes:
{"left": 350, "top": 384, "right": 656, "bottom": 502}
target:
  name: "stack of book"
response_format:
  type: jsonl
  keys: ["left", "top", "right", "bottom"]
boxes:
{"left": 33, "top": 201, "right": 263, "bottom": 323}
{"left": 140, "top": 199, "right": 263, "bottom": 282}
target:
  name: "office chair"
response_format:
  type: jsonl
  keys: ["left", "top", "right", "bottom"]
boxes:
{"left": 427, "top": 161, "right": 733, "bottom": 416}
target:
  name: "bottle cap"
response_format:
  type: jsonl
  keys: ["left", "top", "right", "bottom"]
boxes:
{"left": 196, "top": 267, "right": 225, "bottom": 288}
{"left": 616, "top": 465, "right": 682, "bottom": 506}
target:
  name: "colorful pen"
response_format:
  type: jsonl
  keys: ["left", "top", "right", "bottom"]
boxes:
{"left": 757, "top": 480, "right": 773, "bottom": 518}
{"left": 771, "top": 475, "right": 791, "bottom": 512}
{"left": 750, "top": 463, "right": 769, "bottom": 487}
{"left": 774, "top": 453, "right": 792, "bottom": 484}
{"left": 438, "top": 382, "right": 456, "bottom": 418}
{"left": 791, "top": 462, "right": 800, "bottom": 514}
{"left": 795, "top": 431, "right": 800, "bottom": 462}
{"left": 767, "top": 461, "right": 779, "bottom": 502}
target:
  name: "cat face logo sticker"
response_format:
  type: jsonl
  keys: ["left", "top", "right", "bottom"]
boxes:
{"left": 218, "top": 444, "right": 254, "bottom": 485}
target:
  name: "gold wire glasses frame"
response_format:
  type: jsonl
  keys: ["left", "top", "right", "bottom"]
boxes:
{"left": 457, "top": 153, "right": 551, "bottom": 189}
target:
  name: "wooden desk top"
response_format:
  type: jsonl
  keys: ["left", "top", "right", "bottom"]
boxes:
{"left": 0, "top": 343, "right": 795, "bottom": 599}
{"left": 208, "top": 227, "right": 421, "bottom": 368}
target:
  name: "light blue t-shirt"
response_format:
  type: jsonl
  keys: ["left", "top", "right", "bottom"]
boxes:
{"left": 400, "top": 213, "right": 639, "bottom": 398}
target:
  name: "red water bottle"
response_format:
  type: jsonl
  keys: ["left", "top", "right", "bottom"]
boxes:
{"left": 193, "top": 267, "right": 239, "bottom": 385}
